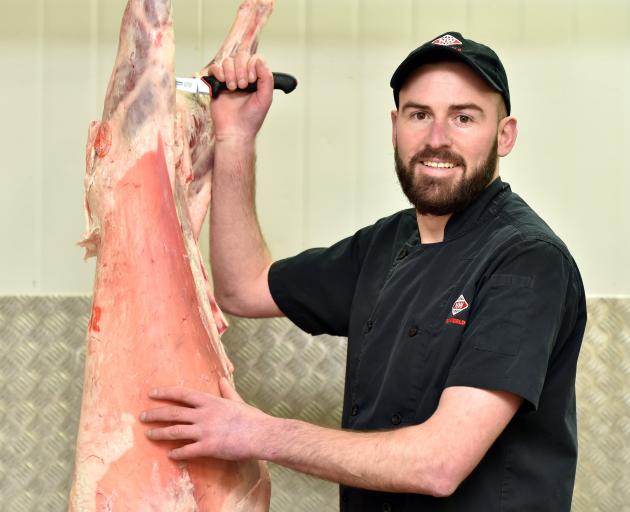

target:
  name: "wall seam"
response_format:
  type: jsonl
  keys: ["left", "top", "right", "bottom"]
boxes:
{"left": 35, "top": 0, "right": 45, "bottom": 292}
{"left": 301, "top": 0, "right": 310, "bottom": 249}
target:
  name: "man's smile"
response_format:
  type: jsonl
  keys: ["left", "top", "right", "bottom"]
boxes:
{"left": 420, "top": 160, "right": 457, "bottom": 169}
{"left": 417, "top": 160, "right": 463, "bottom": 177}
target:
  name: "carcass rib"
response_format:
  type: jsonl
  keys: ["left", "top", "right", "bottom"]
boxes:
{"left": 69, "top": 1, "right": 274, "bottom": 510}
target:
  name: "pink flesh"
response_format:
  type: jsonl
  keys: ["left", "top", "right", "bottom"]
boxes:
{"left": 69, "top": 1, "right": 273, "bottom": 510}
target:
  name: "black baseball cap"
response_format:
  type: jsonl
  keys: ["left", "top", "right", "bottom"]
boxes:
{"left": 390, "top": 31, "right": 510, "bottom": 115}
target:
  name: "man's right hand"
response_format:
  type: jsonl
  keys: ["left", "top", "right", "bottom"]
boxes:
{"left": 208, "top": 55, "right": 274, "bottom": 143}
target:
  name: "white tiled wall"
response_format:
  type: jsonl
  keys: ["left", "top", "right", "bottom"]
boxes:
{"left": 1, "top": 0, "right": 628, "bottom": 295}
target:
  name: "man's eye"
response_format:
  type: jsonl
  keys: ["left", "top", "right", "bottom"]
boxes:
{"left": 457, "top": 115, "right": 472, "bottom": 124}
{"left": 413, "top": 112, "right": 427, "bottom": 120}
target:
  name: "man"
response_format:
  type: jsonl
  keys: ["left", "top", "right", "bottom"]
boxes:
{"left": 141, "top": 32, "right": 586, "bottom": 511}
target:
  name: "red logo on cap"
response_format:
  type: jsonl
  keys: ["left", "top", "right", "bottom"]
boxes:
{"left": 432, "top": 34, "right": 463, "bottom": 46}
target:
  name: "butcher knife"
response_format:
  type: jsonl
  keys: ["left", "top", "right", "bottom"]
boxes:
{"left": 175, "top": 72, "right": 297, "bottom": 98}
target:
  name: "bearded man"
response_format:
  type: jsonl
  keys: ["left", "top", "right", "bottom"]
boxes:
{"left": 142, "top": 32, "right": 586, "bottom": 512}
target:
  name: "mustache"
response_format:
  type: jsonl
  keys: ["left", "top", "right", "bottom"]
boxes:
{"left": 409, "top": 148, "right": 466, "bottom": 169}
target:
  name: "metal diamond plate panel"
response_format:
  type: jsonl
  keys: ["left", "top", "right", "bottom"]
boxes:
{"left": 221, "top": 317, "right": 345, "bottom": 512}
{"left": 0, "top": 296, "right": 90, "bottom": 511}
{"left": 0, "top": 296, "right": 628, "bottom": 511}
{"left": 574, "top": 299, "right": 630, "bottom": 512}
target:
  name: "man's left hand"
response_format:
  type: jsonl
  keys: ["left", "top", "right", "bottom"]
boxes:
{"left": 140, "top": 377, "right": 267, "bottom": 461}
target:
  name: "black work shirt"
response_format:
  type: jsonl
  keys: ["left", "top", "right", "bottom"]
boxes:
{"left": 268, "top": 179, "right": 586, "bottom": 512}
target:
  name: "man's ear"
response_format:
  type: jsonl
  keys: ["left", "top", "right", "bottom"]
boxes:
{"left": 391, "top": 110, "right": 398, "bottom": 148}
{"left": 497, "top": 116, "right": 518, "bottom": 157}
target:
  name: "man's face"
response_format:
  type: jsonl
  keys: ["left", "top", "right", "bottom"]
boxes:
{"left": 391, "top": 61, "right": 508, "bottom": 216}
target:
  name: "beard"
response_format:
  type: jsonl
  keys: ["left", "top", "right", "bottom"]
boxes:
{"left": 394, "top": 139, "right": 498, "bottom": 216}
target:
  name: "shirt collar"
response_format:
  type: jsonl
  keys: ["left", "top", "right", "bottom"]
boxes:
{"left": 443, "top": 177, "right": 509, "bottom": 240}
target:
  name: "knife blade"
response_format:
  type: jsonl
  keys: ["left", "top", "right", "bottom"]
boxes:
{"left": 175, "top": 72, "right": 297, "bottom": 98}
{"left": 175, "top": 77, "right": 211, "bottom": 95}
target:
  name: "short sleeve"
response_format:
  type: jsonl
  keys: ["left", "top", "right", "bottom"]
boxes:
{"left": 445, "top": 239, "right": 577, "bottom": 410}
{"left": 268, "top": 226, "right": 372, "bottom": 337}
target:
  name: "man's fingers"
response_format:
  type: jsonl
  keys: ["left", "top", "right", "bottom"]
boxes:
{"left": 222, "top": 58, "right": 237, "bottom": 90}
{"left": 219, "top": 377, "right": 244, "bottom": 403}
{"left": 147, "top": 386, "right": 206, "bottom": 407}
{"left": 146, "top": 424, "right": 201, "bottom": 442}
{"left": 208, "top": 62, "right": 224, "bottom": 82}
{"left": 140, "top": 404, "right": 196, "bottom": 424}
{"left": 169, "top": 442, "right": 204, "bottom": 460}
{"left": 247, "top": 55, "right": 261, "bottom": 83}
{"left": 234, "top": 51, "right": 250, "bottom": 89}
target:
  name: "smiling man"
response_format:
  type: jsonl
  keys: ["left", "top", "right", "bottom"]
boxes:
{"left": 141, "top": 32, "right": 586, "bottom": 511}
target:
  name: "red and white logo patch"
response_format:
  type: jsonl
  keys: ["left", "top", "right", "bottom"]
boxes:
{"left": 432, "top": 34, "right": 463, "bottom": 46}
{"left": 451, "top": 295, "right": 469, "bottom": 316}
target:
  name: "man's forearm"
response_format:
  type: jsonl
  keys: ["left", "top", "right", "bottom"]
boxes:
{"left": 210, "top": 137, "right": 272, "bottom": 310}
{"left": 254, "top": 415, "right": 451, "bottom": 497}
{"left": 143, "top": 386, "right": 520, "bottom": 497}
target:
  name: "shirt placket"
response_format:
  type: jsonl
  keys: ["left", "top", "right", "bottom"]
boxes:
{"left": 347, "top": 232, "right": 423, "bottom": 428}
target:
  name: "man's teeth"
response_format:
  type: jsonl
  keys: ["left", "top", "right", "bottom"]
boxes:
{"left": 422, "top": 161, "right": 456, "bottom": 169}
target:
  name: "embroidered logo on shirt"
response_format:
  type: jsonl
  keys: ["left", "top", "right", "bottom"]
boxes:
{"left": 431, "top": 34, "right": 463, "bottom": 46}
{"left": 451, "top": 294, "right": 469, "bottom": 316}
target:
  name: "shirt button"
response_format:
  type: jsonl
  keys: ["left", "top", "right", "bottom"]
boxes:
{"left": 408, "top": 326, "right": 418, "bottom": 337}
{"left": 391, "top": 414, "right": 402, "bottom": 426}
{"left": 351, "top": 404, "right": 359, "bottom": 416}
{"left": 382, "top": 503, "right": 392, "bottom": 512}
{"left": 397, "top": 247, "right": 408, "bottom": 260}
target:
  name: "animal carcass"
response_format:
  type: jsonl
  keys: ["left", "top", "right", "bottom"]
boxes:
{"left": 69, "top": 1, "right": 274, "bottom": 510}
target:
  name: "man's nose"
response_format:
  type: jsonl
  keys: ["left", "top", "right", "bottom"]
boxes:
{"left": 427, "top": 119, "right": 452, "bottom": 148}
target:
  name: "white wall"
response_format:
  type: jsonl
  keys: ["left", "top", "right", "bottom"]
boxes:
{"left": 0, "top": 0, "right": 628, "bottom": 295}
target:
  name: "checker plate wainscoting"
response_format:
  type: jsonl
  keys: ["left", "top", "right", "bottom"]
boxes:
{"left": 0, "top": 296, "right": 628, "bottom": 511}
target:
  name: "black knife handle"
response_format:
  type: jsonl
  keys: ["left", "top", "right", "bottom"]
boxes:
{"left": 202, "top": 72, "right": 297, "bottom": 98}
